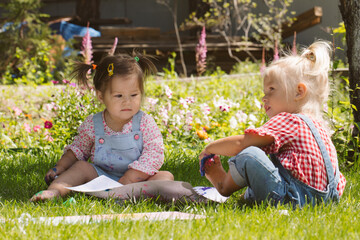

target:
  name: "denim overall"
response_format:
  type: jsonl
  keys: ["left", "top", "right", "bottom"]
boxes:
{"left": 91, "top": 111, "right": 144, "bottom": 181}
{"left": 229, "top": 114, "right": 340, "bottom": 207}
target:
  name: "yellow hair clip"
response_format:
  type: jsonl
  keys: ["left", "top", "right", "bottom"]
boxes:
{"left": 107, "top": 63, "right": 114, "bottom": 76}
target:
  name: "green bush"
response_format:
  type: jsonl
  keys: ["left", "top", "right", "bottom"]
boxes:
{"left": 0, "top": 0, "right": 64, "bottom": 85}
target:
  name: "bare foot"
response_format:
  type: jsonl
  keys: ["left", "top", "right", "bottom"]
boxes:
{"left": 30, "top": 189, "right": 60, "bottom": 202}
{"left": 204, "top": 155, "right": 227, "bottom": 192}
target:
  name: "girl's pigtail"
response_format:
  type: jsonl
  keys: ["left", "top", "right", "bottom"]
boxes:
{"left": 301, "top": 41, "right": 331, "bottom": 77}
{"left": 132, "top": 50, "right": 157, "bottom": 79}
{"left": 70, "top": 62, "right": 93, "bottom": 89}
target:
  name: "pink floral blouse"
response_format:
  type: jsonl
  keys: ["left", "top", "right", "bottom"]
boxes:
{"left": 64, "top": 111, "right": 164, "bottom": 175}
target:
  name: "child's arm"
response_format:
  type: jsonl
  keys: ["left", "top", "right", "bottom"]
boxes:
{"left": 45, "top": 150, "right": 78, "bottom": 184}
{"left": 201, "top": 133, "right": 274, "bottom": 157}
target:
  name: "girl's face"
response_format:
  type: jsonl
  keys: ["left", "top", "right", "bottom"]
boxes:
{"left": 262, "top": 75, "right": 297, "bottom": 118}
{"left": 97, "top": 74, "right": 142, "bottom": 124}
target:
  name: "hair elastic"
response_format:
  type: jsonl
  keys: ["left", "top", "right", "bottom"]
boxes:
{"left": 134, "top": 56, "right": 140, "bottom": 62}
{"left": 107, "top": 63, "right": 114, "bottom": 76}
{"left": 92, "top": 64, "right": 97, "bottom": 70}
{"left": 305, "top": 52, "right": 316, "bottom": 62}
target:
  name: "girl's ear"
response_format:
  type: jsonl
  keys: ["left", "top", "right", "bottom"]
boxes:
{"left": 295, "top": 83, "right": 307, "bottom": 100}
{"left": 96, "top": 90, "right": 104, "bottom": 104}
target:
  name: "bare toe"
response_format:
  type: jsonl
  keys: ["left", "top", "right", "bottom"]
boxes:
{"left": 30, "top": 190, "right": 59, "bottom": 202}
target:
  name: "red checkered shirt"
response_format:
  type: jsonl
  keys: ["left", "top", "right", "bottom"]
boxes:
{"left": 244, "top": 112, "right": 346, "bottom": 196}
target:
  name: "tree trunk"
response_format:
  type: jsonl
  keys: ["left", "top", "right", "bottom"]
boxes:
{"left": 339, "top": 0, "right": 360, "bottom": 159}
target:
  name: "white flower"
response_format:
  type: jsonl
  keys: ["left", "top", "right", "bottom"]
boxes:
{"left": 159, "top": 106, "right": 169, "bottom": 126}
{"left": 185, "top": 111, "right": 193, "bottom": 125}
{"left": 229, "top": 116, "right": 238, "bottom": 129}
{"left": 164, "top": 85, "right": 172, "bottom": 99}
{"left": 248, "top": 113, "right": 258, "bottom": 122}
{"left": 213, "top": 96, "right": 232, "bottom": 112}
{"left": 179, "top": 98, "right": 189, "bottom": 109}
{"left": 186, "top": 97, "right": 195, "bottom": 104}
{"left": 147, "top": 97, "right": 159, "bottom": 105}
{"left": 254, "top": 98, "right": 262, "bottom": 109}
{"left": 200, "top": 103, "right": 211, "bottom": 115}
{"left": 236, "top": 110, "right": 248, "bottom": 123}
{"left": 183, "top": 124, "right": 192, "bottom": 132}
{"left": 172, "top": 114, "right": 182, "bottom": 126}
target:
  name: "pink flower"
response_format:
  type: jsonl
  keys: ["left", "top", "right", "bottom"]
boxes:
{"left": 33, "top": 125, "right": 41, "bottom": 132}
{"left": 69, "top": 82, "right": 77, "bottom": 87}
{"left": 260, "top": 47, "right": 266, "bottom": 75}
{"left": 81, "top": 23, "right": 93, "bottom": 64}
{"left": 62, "top": 79, "right": 70, "bottom": 84}
{"left": 44, "top": 121, "right": 53, "bottom": 129}
{"left": 292, "top": 32, "right": 297, "bottom": 55}
{"left": 13, "top": 107, "right": 22, "bottom": 116}
{"left": 44, "top": 130, "right": 54, "bottom": 142}
{"left": 274, "top": 40, "right": 279, "bottom": 61}
{"left": 196, "top": 26, "right": 207, "bottom": 75}
{"left": 109, "top": 37, "right": 118, "bottom": 56}
{"left": 51, "top": 80, "right": 59, "bottom": 84}
{"left": 24, "top": 123, "right": 31, "bottom": 133}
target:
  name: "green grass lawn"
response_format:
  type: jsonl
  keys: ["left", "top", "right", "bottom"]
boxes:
{"left": 0, "top": 149, "right": 359, "bottom": 239}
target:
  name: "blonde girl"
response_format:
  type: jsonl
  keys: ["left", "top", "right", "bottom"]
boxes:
{"left": 200, "top": 41, "right": 346, "bottom": 207}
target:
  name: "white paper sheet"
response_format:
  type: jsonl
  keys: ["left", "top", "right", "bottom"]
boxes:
{"left": 65, "top": 175, "right": 123, "bottom": 192}
{"left": 193, "top": 186, "right": 229, "bottom": 203}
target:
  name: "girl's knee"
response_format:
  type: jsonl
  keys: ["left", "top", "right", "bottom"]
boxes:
{"left": 149, "top": 171, "right": 174, "bottom": 181}
{"left": 229, "top": 146, "right": 274, "bottom": 177}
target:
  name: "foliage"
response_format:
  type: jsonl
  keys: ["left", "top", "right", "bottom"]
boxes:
{"left": 250, "top": 0, "right": 295, "bottom": 53}
{"left": 333, "top": 22, "right": 346, "bottom": 46}
{"left": 182, "top": 0, "right": 295, "bottom": 61}
{"left": 0, "top": 0, "right": 64, "bottom": 85}
{"left": 47, "top": 83, "right": 103, "bottom": 149}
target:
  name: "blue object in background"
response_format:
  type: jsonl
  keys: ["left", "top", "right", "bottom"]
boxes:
{"left": 49, "top": 21, "right": 101, "bottom": 41}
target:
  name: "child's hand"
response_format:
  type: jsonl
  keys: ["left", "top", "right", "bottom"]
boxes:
{"left": 199, "top": 150, "right": 212, "bottom": 166}
{"left": 44, "top": 165, "right": 65, "bottom": 185}
{"left": 199, "top": 154, "right": 215, "bottom": 176}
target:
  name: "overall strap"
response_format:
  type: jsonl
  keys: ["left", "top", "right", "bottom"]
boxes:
{"left": 93, "top": 112, "right": 105, "bottom": 136}
{"left": 131, "top": 111, "right": 143, "bottom": 132}
{"left": 295, "top": 114, "right": 336, "bottom": 185}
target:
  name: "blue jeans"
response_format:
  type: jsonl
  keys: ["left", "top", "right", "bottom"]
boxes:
{"left": 228, "top": 146, "right": 339, "bottom": 207}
